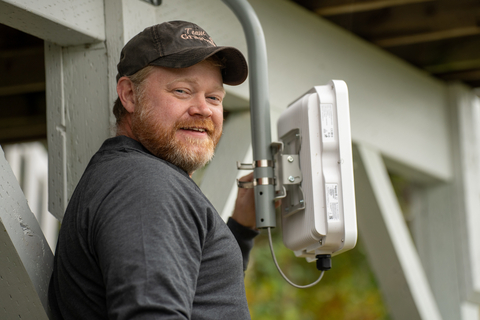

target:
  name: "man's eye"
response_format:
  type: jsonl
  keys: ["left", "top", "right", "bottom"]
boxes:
{"left": 175, "top": 89, "right": 186, "bottom": 94}
{"left": 208, "top": 96, "right": 221, "bottom": 102}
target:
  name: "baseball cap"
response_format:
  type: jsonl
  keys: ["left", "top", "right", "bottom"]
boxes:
{"left": 116, "top": 20, "right": 248, "bottom": 86}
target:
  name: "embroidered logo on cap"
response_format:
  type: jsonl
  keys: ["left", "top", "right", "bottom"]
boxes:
{"left": 180, "top": 28, "right": 216, "bottom": 47}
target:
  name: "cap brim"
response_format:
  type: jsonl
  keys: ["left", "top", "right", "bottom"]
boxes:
{"left": 149, "top": 46, "right": 248, "bottom": 86}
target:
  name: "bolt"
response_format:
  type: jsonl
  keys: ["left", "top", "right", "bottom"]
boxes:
{"left": 288, "top": 176, "right": 295, "bottom": 182}
{"left": 287, "top": 156, "right": 294, "bottom": 163}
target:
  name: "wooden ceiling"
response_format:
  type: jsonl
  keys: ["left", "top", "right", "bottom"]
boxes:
{"left": 291, "top": 0, "right": 480, "bottom": 88}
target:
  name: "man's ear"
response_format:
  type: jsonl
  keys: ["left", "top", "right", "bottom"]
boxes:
{"left": 117, "top": 77, "right": 136, "bottom": 113}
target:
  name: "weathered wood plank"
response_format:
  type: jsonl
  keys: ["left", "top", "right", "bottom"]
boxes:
{"left": 0, "top": 0, "right": 105, "bottom": 46}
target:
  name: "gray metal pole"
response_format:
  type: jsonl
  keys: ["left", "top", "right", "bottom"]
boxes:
{"left": 221, "top": 0, "right": 276, "bottom": 229}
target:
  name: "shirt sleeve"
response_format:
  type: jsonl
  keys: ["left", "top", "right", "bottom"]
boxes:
{"left": 226, "top": 217, "right": 259, "bottom": 271}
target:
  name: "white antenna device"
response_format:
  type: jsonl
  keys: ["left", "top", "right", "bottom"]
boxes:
{"left": 272, "top": 80, "right": 357, "bottom": 266}
{"left": 224, "top": 0, "right": 357, "bottom": 288}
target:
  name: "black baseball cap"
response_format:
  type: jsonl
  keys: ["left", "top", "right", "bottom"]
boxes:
{"left": 116, "top": 20, "right": 248, "bottom": 86}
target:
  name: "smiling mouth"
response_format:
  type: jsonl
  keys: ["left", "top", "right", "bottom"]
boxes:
{"left": 181, "top": 127, "right": 207, "bottom": 133}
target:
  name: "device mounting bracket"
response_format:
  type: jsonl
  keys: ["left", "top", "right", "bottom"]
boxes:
{"left": 271, "top": 128, "right": 305, "bottom": 216}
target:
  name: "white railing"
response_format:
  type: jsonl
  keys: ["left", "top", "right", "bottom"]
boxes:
{"left": 3, "top": 142, "right": 59, "bottom": 252}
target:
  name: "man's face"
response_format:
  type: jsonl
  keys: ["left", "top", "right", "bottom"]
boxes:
{"left": 131, "top": 60, "right": 225, "bottom": 174}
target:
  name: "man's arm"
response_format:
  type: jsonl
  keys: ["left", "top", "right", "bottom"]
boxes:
{"left": 229, "top": 172, "right": 259, "bottom": 271}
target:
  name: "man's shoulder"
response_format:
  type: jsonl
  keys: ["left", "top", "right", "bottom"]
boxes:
{"left": 73, "top": 136, "right": 197, "bottom": 204}
{"left": 88, "top": 136, "right": 187, "bottom": 178}
{"left": 68, "top": 137, "right": 209, "bottom": 224}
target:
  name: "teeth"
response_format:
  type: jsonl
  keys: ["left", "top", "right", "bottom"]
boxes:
{"left": 189, "top": 128, "right": 205, "bottom": 132}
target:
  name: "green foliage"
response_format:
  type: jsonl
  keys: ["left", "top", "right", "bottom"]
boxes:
{"left": 245, "top": 228, "right": 390, "bottom": 320}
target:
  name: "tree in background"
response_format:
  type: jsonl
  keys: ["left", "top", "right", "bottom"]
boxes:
{"left": 245, "top": 226, "right": 390, "bottom": 320}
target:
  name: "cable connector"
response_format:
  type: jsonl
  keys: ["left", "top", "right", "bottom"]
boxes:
{"left": 316, "top": 254, "right": 332, "bottom": 271}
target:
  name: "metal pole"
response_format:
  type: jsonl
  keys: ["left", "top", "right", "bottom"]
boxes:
{"left": 221, "top": 0, "right": 276, "bottom": 228}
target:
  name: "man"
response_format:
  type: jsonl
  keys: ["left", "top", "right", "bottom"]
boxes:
{"left": 49, "top": 21, "right": 258, "bottom": 319}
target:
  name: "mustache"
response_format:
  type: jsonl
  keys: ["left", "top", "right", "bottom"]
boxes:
{"left": 174, "top": 118, "right": 218, "bottom": 136}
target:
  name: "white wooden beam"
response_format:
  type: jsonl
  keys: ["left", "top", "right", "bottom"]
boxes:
{"left": 45, "top": 0, "right": 158, "bottom": 220}
{"left": 406, "top": 82, "right": 480, "bottom": 320}
{"left": 461, "top": 302, "right": 480, "bottom": 320}
{"left": 0, "top": 146, "right": 53, "bottom": 319}
{"left": 104, "top": 0, "right": 157, "bottom": 130}
{"left": 354, "top": 143, "right": 443, "bottom": 320}
{"left": 45, "top": 42, "right": 68, "bottom": 221}
{"left": 46, "top": 42, "right": 110, "bottom": 220}
{"left": 449, "top": 83, "right": 480, "bottom": 304}
{"left": 0, "top": 0, "right": 105, "bottom": 46}
{"left": 410, "top": 184, "right": 463, "bottom": 319}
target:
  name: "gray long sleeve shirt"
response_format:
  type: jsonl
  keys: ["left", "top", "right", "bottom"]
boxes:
{"left": 49, "top": 136, "right": 257, "bottom": 320}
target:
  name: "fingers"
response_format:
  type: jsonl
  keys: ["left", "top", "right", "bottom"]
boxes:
{"left": 275, "top": 199, "right": 282, "bottom": 208}
{"left": 238, "top": 172, "right": 254, "bottom": 182}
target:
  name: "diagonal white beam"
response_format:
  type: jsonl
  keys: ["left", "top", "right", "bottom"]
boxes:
{"left": 0, "top": 146, "right": 53, "bottom": 319}
{"left": 0, "top": 0, "right": 105, "bottom": 46}
{"left": 354, "top": 144, "right": 443, "bottom": 320}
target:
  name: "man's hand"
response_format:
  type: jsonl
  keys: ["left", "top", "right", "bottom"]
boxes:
{"left": 231, "top": 172, "right": 256, "bottom": 229}
{"left": 231, "top": 172, "right": 282, "bottom": 230}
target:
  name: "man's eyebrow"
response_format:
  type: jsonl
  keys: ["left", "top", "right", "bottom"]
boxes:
{"left": 167, "top": 77, "right": 197, "bottom": 86}
{"left": 167, "top": 78, "right": 225, "bottom": 94}
{"left": 214, "top": 85, "right": 226, "bottom": 95}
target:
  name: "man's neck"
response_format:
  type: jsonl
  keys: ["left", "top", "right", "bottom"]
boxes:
{"left": 116, "top": 118, "right": 136, "bottom": 141}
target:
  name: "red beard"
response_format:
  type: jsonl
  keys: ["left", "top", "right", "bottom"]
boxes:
{"left": 131, "top": 98, "right": 222, "bottom": 174}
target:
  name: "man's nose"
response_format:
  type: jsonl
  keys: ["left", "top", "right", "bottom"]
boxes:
{"left": 189, "top": 96, "right": 213, "bottom": 117}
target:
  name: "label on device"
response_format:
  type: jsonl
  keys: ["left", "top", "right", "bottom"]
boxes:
{"left": 321, "top": 104, "right": 334, "bottom": 141}
{"left": 326, "top": 183, "right": 339, "bottom": 221}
